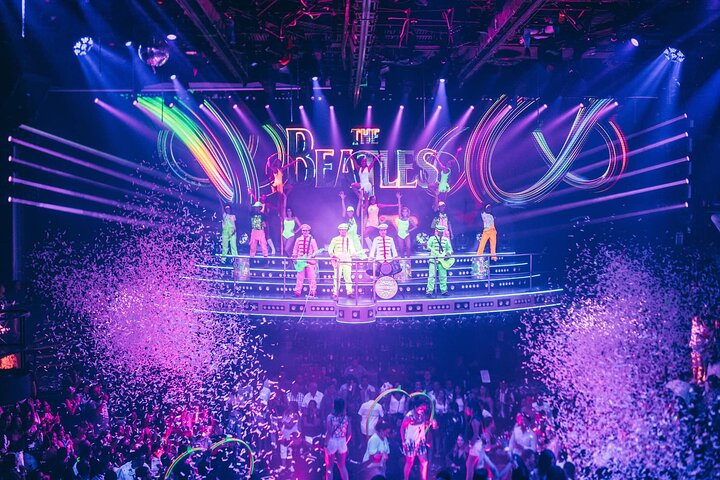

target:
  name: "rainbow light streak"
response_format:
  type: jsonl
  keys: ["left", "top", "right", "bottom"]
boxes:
{"left": 163, "top": 447, "right": 204, "bottom": 480}
{"left": 508, "top": 179, "right": 688, "bottom": 221}
{"left": 10, "top": 156, "right": 163, "bottom": 204}
{"left": 534, "top": 120, "right": 628, "bottom": 192}
{"left": 202, "top": 100, "right": 260, "bottom": 202}
{"left": 137, "top": 97, "right": 235, "bottom": 201}
{"left": 9, "top": 138, "right": 169, "bottom": 194}
{"left": 366, "top": 388, "right": 435, "bottom": 437}
{"left": 18, "top": 125, "right": 167, "bottom": 181}
{"left": 587, "top": 202, "right": 688, "bottom": 225}
{"left": 157, "top": 131, "right": 211, "bottom": 187}
{"left": 209, "top": 437, "right": 255, "bottom": 476}
{"left": 466, "top": 96, "right": 627, "bottom": 205}
{"left": 10, "top": 177, "right": 158, "bottom": 216}
{"left": 8, "top": 197, "right": 160, "bottom": 228}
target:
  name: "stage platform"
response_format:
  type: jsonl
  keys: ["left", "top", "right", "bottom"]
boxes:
{"left": 185, "top": 252, "right": 562, "bottom": 322}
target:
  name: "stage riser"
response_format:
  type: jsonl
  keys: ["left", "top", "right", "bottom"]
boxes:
{"left": 196, "top": 290, "right": 562, "bottom": 319}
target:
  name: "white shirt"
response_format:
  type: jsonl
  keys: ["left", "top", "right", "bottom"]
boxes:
{"left": 363, "top": 433, "right": 390, "bottom": 464}
{"left": 509, "top": 425, "right": 537, "bottom": 455}
{"left": 388, "top": 394, "right": 406, "bottom": 414}
{"left": 302, "top": 391, "right": 324, "bottom": 408}
{"left": 369, "top": 235, "right": 398, "bottom": 261}
{"left": 358, "top": 400, "right": 384, "bottom": 435}
{"left": 481, "top": 212, "right": 495, "bottom": 230}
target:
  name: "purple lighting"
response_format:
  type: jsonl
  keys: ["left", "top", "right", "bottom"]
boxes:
{"left": 93, "top": 98, "right": 99, "bottom": 104}
{"left": 170, "top": 74, "right": 177, "bottom": 80}
{"left": 630, "top": 38, "right": 639, "bottom": 47}
{"left": 166, "top": 34, "right": 177, "bottom": 41}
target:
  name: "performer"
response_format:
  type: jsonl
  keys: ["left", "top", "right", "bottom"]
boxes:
{"left": 339, "top": 191, "right": 366, "bottom": 258}
{"left": 351, "top": 153, "right": 379, "bottom": 198}
{"left": 395, "top": 192, "right": 417, "bottom": 258}
{"left": 291, "top": 224, "right": 318, "bottom": 298}
{"left": 368, "top": 224, "right": 400, "bottom": 276}
{"left": 432, "top": 153, "right": 452, "bottom": 207}
{"left": 328, "top": 223, "right": 357, "bottom": 299}
{"left": 401, "top": 399, "right": 437, "bottom": 480}
{"left": 247, "top": 189, "right": 278, "bottom": 255}
{"left": 363, "top": 195, "right": 399, "bottom": 248}
{"left": 426, "top": 225, "right": 453, "bottom": 297}
{"left": 220, "top": 204, "right": 238, "bottom": 262}
{"left": 267, "top": 155, "right": 302, "bottom": 196}
{"left": 431, "top": 201, "right": 453, "bottom": 239}
{"left": 476, "top": 204, "right": 497, "bottom": 261}
{"left": 282, "top": 207, "right": 301, "bottom": 257}
{"left": 248, "top": 201, "right": 269, "bottom": 257}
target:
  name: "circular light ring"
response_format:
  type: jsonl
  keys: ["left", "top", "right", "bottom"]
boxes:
{"left": 158, "top": 130, "right": 211, "bottom": 186}
{"left": 163, "top": 438, "right": 255, "bottom": 480}
{"left": 466, "top": 96, "right": 627, "bottom": 205}
{"left": 365, "top": 388, "right": 435, "bottom": 437}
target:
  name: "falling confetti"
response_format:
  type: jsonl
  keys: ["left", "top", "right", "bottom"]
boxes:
{"left": 521, "top": 241, "right": 720, "bottom": 479}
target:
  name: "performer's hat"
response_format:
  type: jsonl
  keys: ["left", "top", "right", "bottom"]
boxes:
{"left": 438, "top": 201, "right": 446, "bottom": 207}
{"left": 378, "top": 223, "right": 388, "bottom": 230}
{"left": 346, "top": 206, "right": 355, "bottom": 212}
{"left": 435, "top": 225, "right": 446, "bottom": 232}
{"left": 300, "top": 224, "right": 311, "bottom": 231}
{"left": 380, "top": 382, "right": 393, "bottom": 392}
{"left": 338, "top": 223, "right": 349, "bottom": 230}
{"left": 252, "top": 201, "right": 263, "bottom": 207}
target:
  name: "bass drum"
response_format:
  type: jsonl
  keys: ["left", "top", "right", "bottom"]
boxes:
{"left": 374, "top": 275, "right": 399, "bottom": 300}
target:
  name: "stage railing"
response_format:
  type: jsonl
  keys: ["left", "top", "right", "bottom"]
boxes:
{"left": 210, "top": 251, "right": 541, "bottom": 302}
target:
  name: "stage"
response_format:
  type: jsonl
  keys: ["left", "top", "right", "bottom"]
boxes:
{"left": 186, "top": 252, "right": 562, "bottom": 321}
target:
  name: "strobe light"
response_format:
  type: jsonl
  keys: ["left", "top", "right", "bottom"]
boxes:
{"left": 663, "top": 47, "right": 685, "bottom": 63}
{"left": 73, "top": 36, "right": 94, "bottom": 56}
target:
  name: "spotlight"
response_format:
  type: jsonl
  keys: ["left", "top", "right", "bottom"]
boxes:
{"left": 168, "top": 102, "right": 174, "bottom": 108}
{"left": 299, "top": 105, "right": 304, "bottom": 110}
{"left": 437, "top": 105, "right": 442, "bottom": 109}
{"left": 73, "top": 36, "right": 94, "bottom": 56}
{"left": 470, "top": 105, "right": 475, "bottom": 109}
{"left": 166, "top": 34, "right": 177, "bottom": 41}
{"left": 232, "top": 104, "right": 238, "bottom": 109}
{"left": 439, "top": 78, "right": 446, "bottom": 83}
{"left": 579, "top": 102, "right": 585, "bottom": 108}
{"left": 663, "top": 47, "right": 685, "bottom": 63}
{"left": 400, "top": 105, "right": 405, "bottom": 110}
{"left": 311, "top": 76, "right": 318, "bottom": 81}
{"left": 630, "top": 38, "right": 639, "bottom": 47}
{"left": 368, "top": 105, "right": 372, "bottom": 109}
{"left": 170, "top": 74, "right": 177, "bottom": 80}
{"left": 198, "top": 104, "right": 204, "bottom": 109}
{"left": 330, "top": 105, "right": 334, "bottom": 109}
{"left": 132, "top": 100, "right": 138, "bottom": 106}
{"left": 125, "top": 41, "right": 133, "bottom": 47}
{"left": 93, "top": 98, "right": 99, "bottom": 104}
{"left": 264, "top": 104, "right": 270, "bottom": 109}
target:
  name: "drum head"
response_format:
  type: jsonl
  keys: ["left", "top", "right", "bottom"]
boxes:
{"left": 379, "top": 262, "right": 394, "bottom": 276}
{"left": 374, "top": 275, "right": 399, "bottom": 299}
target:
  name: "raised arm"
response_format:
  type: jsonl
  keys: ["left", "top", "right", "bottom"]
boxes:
{"left": 396, "top": 192, "right": 403, "bottom": 216}
{"left": 339, "top": 191, "right": 347, "bottom": 216}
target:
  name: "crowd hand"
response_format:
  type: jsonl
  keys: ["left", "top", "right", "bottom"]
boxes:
{"left": 395, "top": 192, "right": 402, "bottom": 199}
{"left": 339, "top": 191, "right": 345, "bottom": 199}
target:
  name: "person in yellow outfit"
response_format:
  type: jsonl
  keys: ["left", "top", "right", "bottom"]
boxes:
{"left": 477, "top": 204, "right": 497, "bottom": 261}
{"left": 329, "top": 223, "right": 357, "bottom": 299}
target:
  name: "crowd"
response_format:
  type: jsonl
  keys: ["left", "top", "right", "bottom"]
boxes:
{"left": 1, "top": 349, "right": 716, "bottom": 480}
